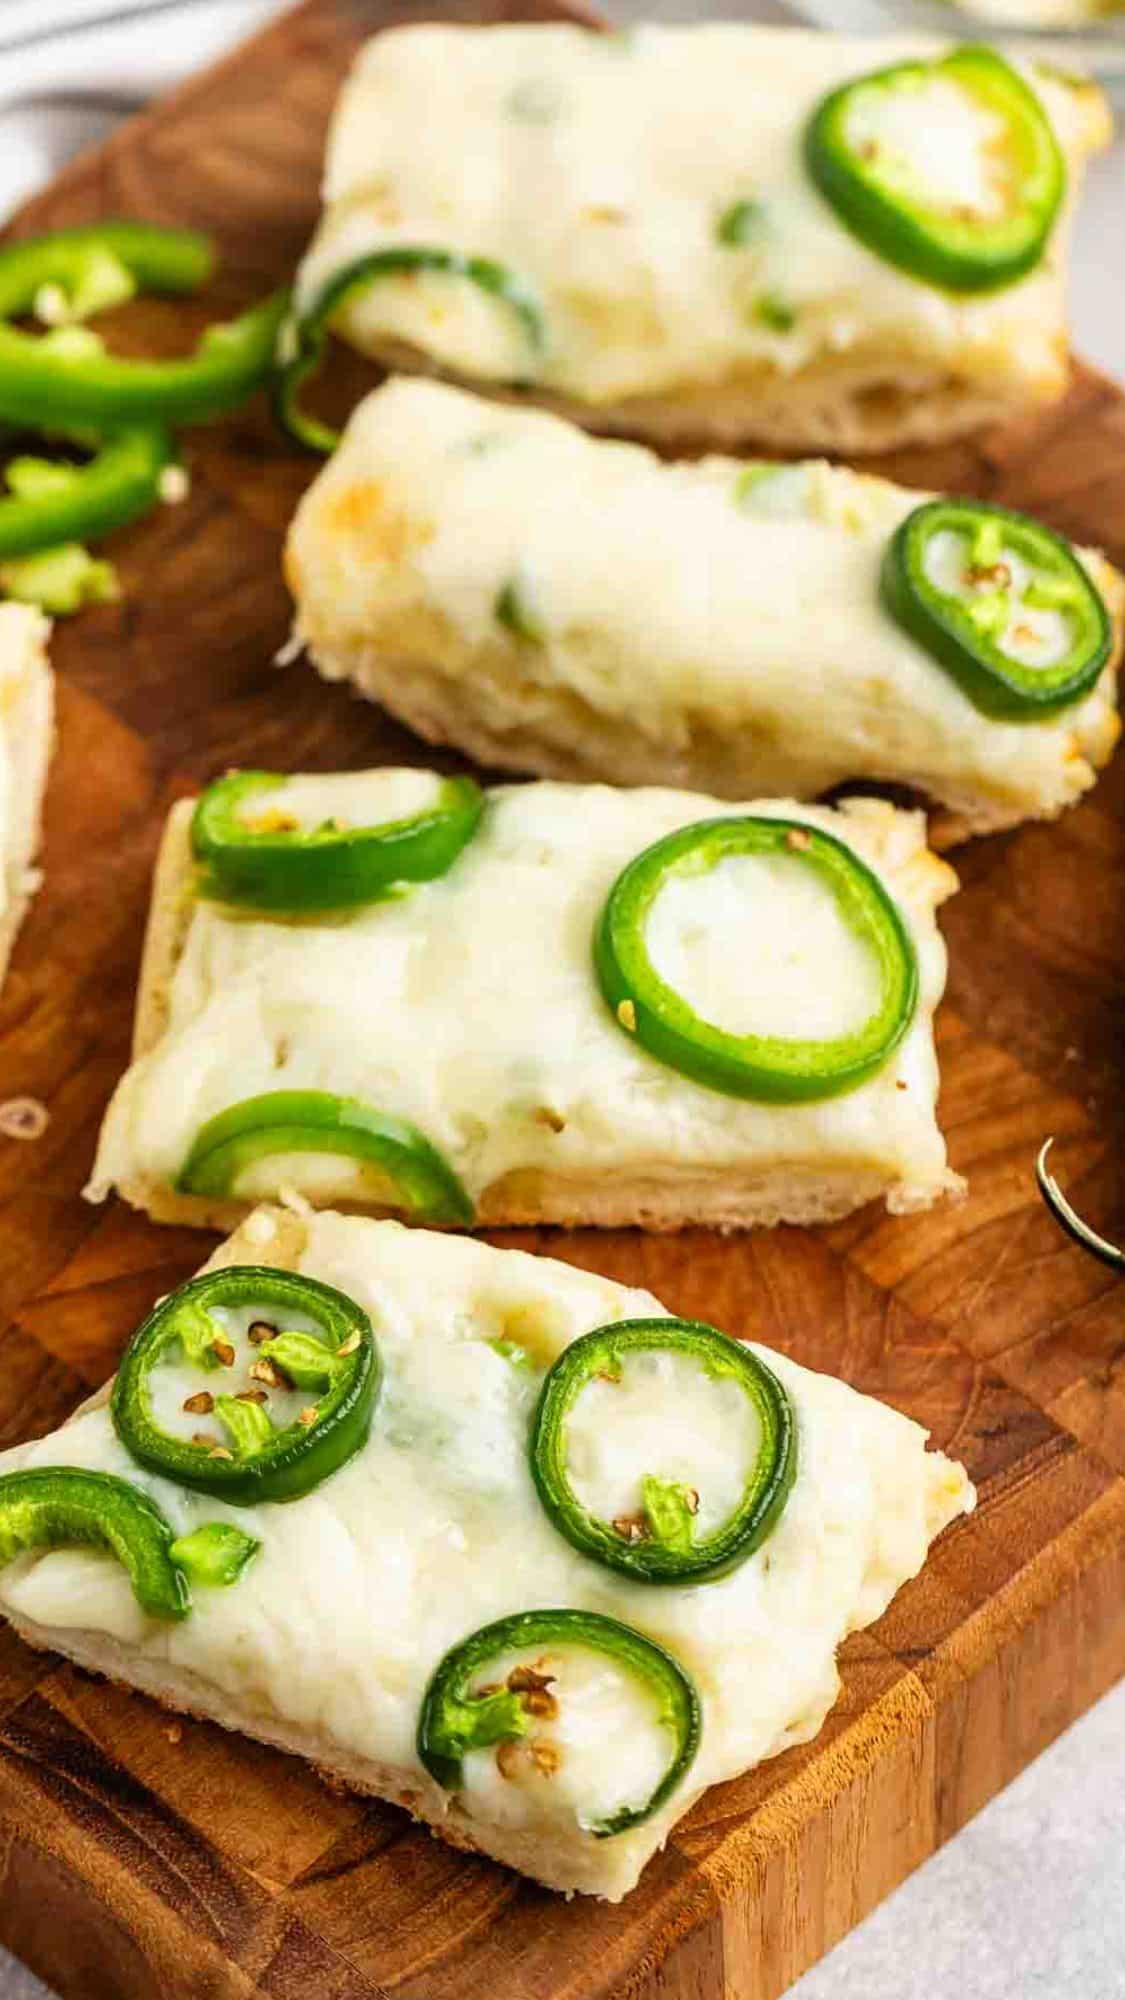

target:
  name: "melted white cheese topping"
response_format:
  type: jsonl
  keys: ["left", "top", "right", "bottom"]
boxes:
{"left": 242, "top": 767, "right": 443, "bottom": 834}
{"left": 564, "top": 1348, "right": 762, "bottom": 1538}
{"left": 644, "top": 851, "right": 883, "bottom": 1041}
{"left": 296, "top": 24, "right": 1102, "bottom": 406}
{"left": 287, "top": 379, "right": 1120, "bottom": 826}
{"left": 0, "top": 605, "right": 52, "bottom": 938}
{"left": 91, "top": 777, "right": 955, "bottom": 1214}
{"left": 842, "top": 72, "right": 1008, "bottom": 220}
{"left": 0, "top": 1211, "right": 975, "bottom": 1895}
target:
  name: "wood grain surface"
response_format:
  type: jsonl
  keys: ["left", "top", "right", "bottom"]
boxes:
{"left": 2, "top": 3, "right": 1125, "bottom": 1997}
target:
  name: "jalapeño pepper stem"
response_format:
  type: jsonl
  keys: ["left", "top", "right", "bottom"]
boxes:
{"left": 177, "top": 1090, "right": 474, "bottom": 1225}
{"left": 111, "top": 1265, "right": 380, "bottom": 1505}
{"left": 276, "top": 247, "right": 545, "bottom": 453}
{"left": 417, "top": 1608, "right": 701, "bottom": 1836}
{"left": 0, "top": 223, "right": 286, "bottom": 428}
{"left": 0, "top": 423, "right": 173, "bottom": 559}
{"left": 191, "top": 770, "right": 483, "bottom": 911}
{"left": 594, "top": 816, "right": 917, "bottom": 1102}
{"left": 805, "top": 47, "right": 1064, "bottom": 294}
{"left": 1036, "top": 1138, "right": 1125, "bottom": 1273}
{"left": 0, "top": 1467, "right": 189, "bottom": 1619}
{"left": 881, "top": 498, "right": 1112, "bottom": 719}
{"left": 530, "top": 1318, "right": 796, "bottom": 1583}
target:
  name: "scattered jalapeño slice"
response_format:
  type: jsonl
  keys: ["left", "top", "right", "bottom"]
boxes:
{"left": 805, "top": 46, "right": 1065, "bottom": 293}
{"left": 191, "top": 769, "right": 483, "bottom": 912}
{"left": 881, "top": 498, "right": 1111, "bottom": 719}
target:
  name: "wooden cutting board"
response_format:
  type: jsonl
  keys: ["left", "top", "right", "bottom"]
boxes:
{"left": 3, "top": 3, "right": 1125, "bottom": 1995}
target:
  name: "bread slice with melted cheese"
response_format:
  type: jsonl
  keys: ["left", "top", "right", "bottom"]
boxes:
{"left": 0, "top": 1206, "right": 975, "bottom": 1899}
{"left": 89, "top": 773, "right": 962, "bottom": 1232}
{"left": 295, "top": 22, "right": 1111, "bottom": 454}
{"left": 285, "top": 379, "right": 1123, "bottom": 842}
{"left": 0, "top": 605, "right": 53, "bottom": 991}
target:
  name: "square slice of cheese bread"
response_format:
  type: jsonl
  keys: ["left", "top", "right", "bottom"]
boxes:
{"left": 0, "top": 1207, "right": 975, "bottom": 1899}
{"left": 0, "top": 604, "right": 53, "bottom": 991}
{"left": 296, "top": 23, "right": 1111, "bottom": 454}
{"left": 286, "top": 378, "right": 1123, "bottom": 840}
{"left": 89, "top": 776, "right": 962, "bottom": 1233}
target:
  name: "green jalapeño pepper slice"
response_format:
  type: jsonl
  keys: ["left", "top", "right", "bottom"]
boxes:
{"left": 594, "top": 816, "right": 917, "bottom": 1102}
{"left": 805, "top": 47, "right": 1064, "bottom": 293}
{"left": 177, "top": 1090, "right": 474, "bottom": 1225}
{"left": 191, "top": 770, "right": 483, "bottom": 911}
{"left": 0, "top": 542, "right": 118, "bottom": 616}
{"left": 0, "top": 1467, "right": 189, "bottom": 1619}
{"left": 417, "top": 1608, "right": 701, "bottom": 1836}
{"left": 0, "top": 221, "right": 213, "bottom": 320}
{"left": 276, "top": 248, "right": 545, "bottom": 453}
{"left": 881, "top": 498, "right": 1112, "bottom": 719}
{"left": 111, "top": 1265, "right": 380, "bottom": 1505}
{"left": 0, "top": 422, "right": 173, "bottom": 559}
{"left": 0, "top": 222, "right": 288, "bottom": 428}
{"left": 530, "top": 1318, "right": 796, "bottom": 1584}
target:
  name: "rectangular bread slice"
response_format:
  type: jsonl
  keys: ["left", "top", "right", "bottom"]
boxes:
{"left": 294, "top": 22, "right": 1110, "bottom": 455}
{"left": 88, "top": 773, "right": 961, "bottom": 1232}
{"left": 0, "top": 604, "right": 53, "bottom": 992}
{"left": 286, "top": 377, "right": 1123, "bottom": 841}
{"left": 0, "top": 1207, "right": 975, "bottom": 1899}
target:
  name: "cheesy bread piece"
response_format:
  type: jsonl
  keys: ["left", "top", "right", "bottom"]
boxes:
{"left": 89, "top": 773, "right": 961, "bottom": 1232}
{"left": 0, "top": 1207, "right": 975, "bottom": 1899}
{"left": 286, "top": 378, "right": 1123, "bottom": 839}
{"left": 290, "top": 23, "right": 1111, "bottom": 454}
{"left": 0, "top": 604, "right": 53, "bottom": 990}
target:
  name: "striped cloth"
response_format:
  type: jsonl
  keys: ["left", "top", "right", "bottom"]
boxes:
{"left": 0, "top": 0, "right": 279, "bottom": 220}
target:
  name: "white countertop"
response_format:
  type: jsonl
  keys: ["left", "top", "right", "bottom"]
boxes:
{"left": 792, "top": 1678, "right": 1125, "bottom": 2000}
{"left": 0, "top": 5, "right": 1122, "bottom": 1997}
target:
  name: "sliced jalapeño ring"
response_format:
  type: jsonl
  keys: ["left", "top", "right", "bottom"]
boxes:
{"left": 804, "top": 46, "right": 1065, "bottom": 294}
{"left": 881, "top": 497, "right": 1112, "bottom": 719}
{"left": 111, "top": 1264, "right": 380, "bottom": 1505}
{"left": 191, "top": 769, "right": 483, "bottom": 911}
{"left": 529, "top": 1317, "right": 796, "bottom": 1584}
{"left": 176, "top": 1090, "right": 474, "bottom": 1227}
{"left": 417, "top": 1607, "right": 701, "bottom": 1837}
{"left": 276, "top": 247, "right": 544, "bottom": 453}
{"left": 594, "top": 815, "right": 918, "bottom": 1102}
{"left": 0, "top": 1466, "right": 189, "bottom": 1620}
